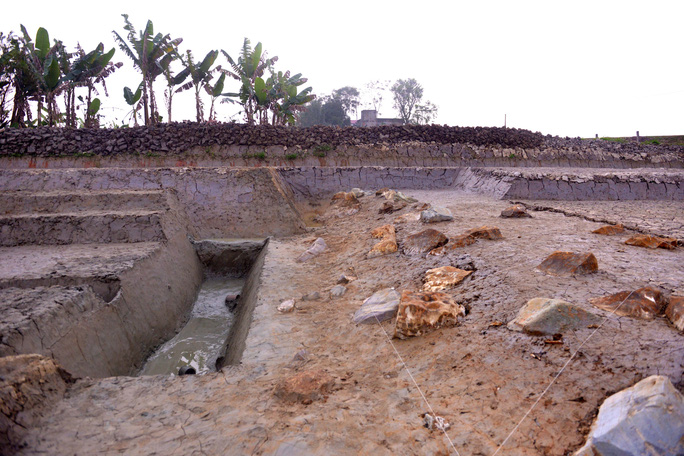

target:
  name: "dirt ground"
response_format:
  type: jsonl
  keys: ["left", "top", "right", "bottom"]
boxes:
{"left": 14, "top": 189, "right": 683, "bottom": 456}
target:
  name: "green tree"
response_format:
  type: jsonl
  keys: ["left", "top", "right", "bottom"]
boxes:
{"left": 331, "top": 86, "right": 360, "bottom": 119}
{"left": 390, "top": 78, "right": 437, "bottom": 125}
{"left": 174, "top": 50, "right": 220, "bottom": 122}
{"left": 113, "top": 14, "right": 182, "bottom": 125}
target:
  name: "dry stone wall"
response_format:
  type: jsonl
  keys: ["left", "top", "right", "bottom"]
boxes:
{"left": 0, "top": 123, "right": 682, "bottom": 169}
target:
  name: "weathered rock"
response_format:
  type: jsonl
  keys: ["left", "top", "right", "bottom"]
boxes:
{"left": 466, "top": 225, "right": 503, "bottom": 240}
{"left": 507, "top": 298, "right": 601, "bottom": 336}
{"left": 501, "top": 204, "right": 532, "bottom": 218}
{"left": 428, "top": 234, "right": 476, "bottom": 255}
{"left": 394, "top": 291, "right": 466, "bottom": 339}
{"left": 403, "top": 229, "right": 448, "bottom": 255}
{"left": 592, "top": 224, "right": 625, "bottom": 235}
{"left": 590, "top": 287, "right": 666, "bottom": 320}
{"left": 423, "top": 266, "right": 472, "bottom": 292}
{"left": 330, "top": 285, "right": 346, "bottom": 299}
{"left": 394, "top": 212, "right": 420, "bottom": 224}
{"left": 420, "top": 206, "right": 454, "bottom": 223}
{"left": 379, "top": 200, "right": 407, "bottom": 214}
{"left": 379, "top": 189, "right": 417, "bottom": 203}
{"left": 625, "top": 234, "right": 677, "bottom": 250}
{"left": 301, "top": 291, "right": 321, "bottom": 301}
{"left": 575, "top": 375, "right": 684, "bottom": 456}
{"left": 331, "top": 191, "right": 359, "bottom": 208}
{"left": 375, "top": 187, "right": 389, "bottom": 196}
{"left": 368, "top": 224, "right": 398, "bottom": 258}
{"left": 352, "top": 288, "right": 401, "bottom": 324}
{"left": 665, "top": 296, "right": 684, "bottom": 332}
{"left": 277, "top": 299, "right": 296, "bottom": 313}
{"left": 296, "top": 237, "right": 327, "bottom": 262}
{"left": 0, "top": 354, "right": 74, "bottom": 450}
{"left": 537, "top": 251, "right": 598, "bottom": 276}
{"left": 274, "top": 369, "right": 335, "bottom": 404}
{"left": 350, "top": 188, "right": 365, "bottom": 198}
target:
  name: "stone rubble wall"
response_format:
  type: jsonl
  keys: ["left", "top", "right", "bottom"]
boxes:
{"left": 0, "top": 124, "right": 682, "bottom": 169}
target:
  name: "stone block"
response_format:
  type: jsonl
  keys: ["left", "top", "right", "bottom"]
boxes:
{"left": 625, "top": 234, "right": 677, "bottom": 250}
{"left": 537, "top": 251, "right": 598, "bottom": 276}
{"left": 507, "top": 298, "right": 601, "bottom": 336}
{"left": 403, "top": 229, "right": 448, "bottom": 255}
{"left": 665, "top": 296, "right": 684, "bottom": 332}
{"left": 590, "top": 287, "right": 665, "bottom": 320}
{"left": 352, "top": 288, "right": 401, "bottom": 324}
{"left": 394, "top": 290, "right": 466, "bottom": 339}
{"left": 592, "top": 224, "right": 625, "bottom": 235}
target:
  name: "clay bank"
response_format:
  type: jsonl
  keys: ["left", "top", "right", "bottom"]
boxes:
{"left": 0, "top": 124, "right": 682, "bottom": 455}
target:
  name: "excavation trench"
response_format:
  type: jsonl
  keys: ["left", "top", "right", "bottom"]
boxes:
{"left": 141, "top": 238, "right": 268, "bottom": 376}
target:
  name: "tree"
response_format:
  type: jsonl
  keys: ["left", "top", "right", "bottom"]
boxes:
{"left": 297, "top": 96, "right": 349, "bottom": 127}
{"left": 174, "top": 50, "right": 220, "bottom": 122}
{"left": 113, "top": 14, "right": 182, "bottom": 125}
{"left": 331, "top": 86, "right": 359, "bottom": 119}
{"left": 363, "top": 79, "right": 390, "bottom": 114}
{"left": 390, "top": 78, "right": 438, "bottom": 125}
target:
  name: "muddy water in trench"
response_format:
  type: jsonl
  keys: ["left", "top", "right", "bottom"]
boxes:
{"left": 140, "top": 277, "right": 244, "bottom": 376}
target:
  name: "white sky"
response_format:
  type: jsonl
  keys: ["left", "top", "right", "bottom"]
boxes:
{"left": 3, "top": 0, "right": 683, "bottom": 137}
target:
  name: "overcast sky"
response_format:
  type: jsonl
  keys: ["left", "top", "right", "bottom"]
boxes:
{"left": 3, "top": 0, "right": 683, "bottom": 137}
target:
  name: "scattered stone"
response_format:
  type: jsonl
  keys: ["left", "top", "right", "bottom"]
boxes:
{"left": 330, "top": 285, "right": 347, "bottom": 299}
{"left": 394, "top": 291, "right": 466, "bottom": 339}
{"left": 301, "top": 291, "right": 322, "bottom": 301}
{"left": 379, "top": 200, "right": 407, "bottom": 214}
{"left": 296, "top": 237, "right": 327, "bottom": 262}
{"left": 292, "top": 349, "right": 309, "bottom": 362}
{"left": 394, "top": 212, "right": 420, "bottom": 224}
{"left": 368, "top": 224, "right": 398, "bottom": 258}
{"left": 375, "top": 187, "right": 389, "bottom": 196}
{"left": 337, "top": 274, "right": 357, "bottom": 285}
{"left": 423, "top": 266, "right": 472, "bottom": 292}
{"left": 420, "top": 206, "right": 454, "bottom": 223}
{"left": 574, "top": 375, "right": 684, "bottom": 456}
{"left": 428, "top": 234, "right": 476, "bottom": 255}
{"left": 507, "top": 298, "right": 601, "bottom": 336}
{"left": 466, "top": 226, "right": 503, "bottom": 240}
{"left": 331, "top": 191, "right": 360, "bottom": 208}
{"left": 352, "top": 288, "right": 401, "bottom": 324}
{"left": 423, "top": 413, "right": 451, "bottom": 432}
{"left": 590, "top": 287, "right": 666, "bottom": 320}
{"left": 277, "top": 299, "right": 296, "bottom": 313}
{"left": 378, "top": 189, "right": 417, "bottom": 203}
{"left": 274, "top": 369, "right": 335, "bottom": 404}
{"left": 350, "top": 188, "right": 365, "bottom": 198}
{"left": 224, "top": 293, "right": 240, "bottom": 312}
{"left": 537, "top": 251, "right": 598, "bottom": 276}
{"left": 403, "top": 229, "right": 448, "bottom": 255}
{"left": 501, "top": 204, "right": 532, "bottom": 218}
{"left": 665, "top": 296, "right": 684, "bottom": 332}
{"left": 625, "top": 234, "right": 677, "bottom": 250}
{"left": 592, "top": 224, "right": 625, "bottom": 235}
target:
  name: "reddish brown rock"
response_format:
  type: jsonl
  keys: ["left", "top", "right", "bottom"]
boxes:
{"left": 625, "top": 234, "right": 677, "bottom": 250}
{"left": 428, "top": 234, "right": 477, "bottom": 256}
{"left": 402, "top": 229, "right": 448, "bottom": 255}
{"left": 466, "top": 226, "right": 503, "bottom": 240}
{"left": 592, "top": 224, "right": 625, "bottom": 235}
{"left": 379, "top": 201, "right": 407, "bottom": 214}
{"left": 590, "top": 287, "right": 666, "bottom": 320}
{"left": 423, "top": 266, "right": 472, "bottom": 292}
{"left": 501, "top": 204, "right": 531, "bottom": 218}
{"left": 274, "top": 369, "right": 335, "bottom": 404}
{"left": 394, "top": 291, "right": 466, "bottom": 339}
{"left": 368, "top": 225, "right": 398, "bottom": 258}
{"left": 331, "top": 191, "right": 359, "bottom": 208}
{"left": 537, "top": 251, "right": 598, "bottom": 276}
{"left": 664, "top": 296, "right": 684, "bottom": 331}
{"left": 0, "top": 355, "right": 74, "bottom": 450}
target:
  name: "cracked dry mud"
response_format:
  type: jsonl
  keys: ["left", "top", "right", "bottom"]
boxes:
{"left": 12, "top": 190, "right": 683, "bottom": 456}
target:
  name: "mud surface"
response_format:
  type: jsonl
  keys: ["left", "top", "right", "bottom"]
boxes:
{"left": 15, "top": 189, "right": 683, "bottom": 455}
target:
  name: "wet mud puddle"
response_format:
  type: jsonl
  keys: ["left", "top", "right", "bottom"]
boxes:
{"left": 140, "top": 277, "right": 244, "bottom": 376}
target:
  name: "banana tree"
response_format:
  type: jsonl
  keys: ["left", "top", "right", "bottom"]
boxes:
{"left": 204, "top": 72, "right": 225, "bottom": 121}
{"left": 266, "top": 71, "right": 315, "bottom": 126}
{"left": 19, "top": 25, "right": 64, "bottom": 126}
{"left": 62, "top": 43, "right": 120, "bottom": 128}
{"left": 174, "top": 50, "right": 219, "bottom": 122}
{"left": 123, "top": 81, "right": 143, "bottom": 126}
{"left": 113, "top": 14, "right": 182, "bottom": 125}
{"left": 221, "top": 39, "right": 278, "bottom": 125}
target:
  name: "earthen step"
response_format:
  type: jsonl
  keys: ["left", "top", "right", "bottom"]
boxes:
{"left": 0, "top": 210, "right": 166, "bottom": 246}
{"left": 0, "top": 189, "right": 168, "bottom": 216}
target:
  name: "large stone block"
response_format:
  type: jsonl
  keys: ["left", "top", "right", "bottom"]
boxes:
{"left": 402, "top": 229, "right": 448, "bottom": 255}
{"left": 368, "top": 224, "right": 398, "bottom": 258}
{"left": 507, "top": 298, "right": 601, "bottom": 336}
{"left": 422, "top": 266, "right": 472, "bottom": 292}
{"left": 394, "top": 291, "right": 466, "bottom": 339}
{"left": 537, "top": 251, "right": 598, "bottom": 276}
{"left": 625, "top": 234, "right": 677, "bottom": 250}
{"left": 590, "top": 287, "right": 665, "bottom": 320}
{"left": 665, "top": 296, "right": 684, "bottom": 332}
{"left": 352, "top": 288, "right": 401, "bottom": 324}
{"left": 575, "top": 375, "right": 684, "bottom": 456}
